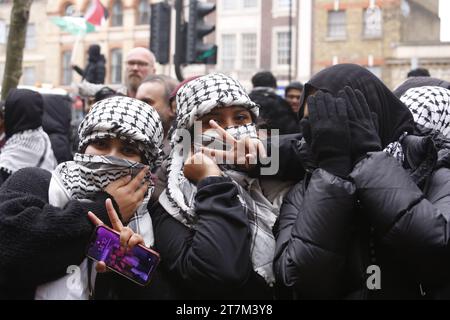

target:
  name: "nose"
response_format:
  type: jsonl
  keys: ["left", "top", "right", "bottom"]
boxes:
{"left": 106, "top": 147, "right": 120, "bottom": 158}
{"left": 222, "top": 118, "right": 235, "bottom": 129}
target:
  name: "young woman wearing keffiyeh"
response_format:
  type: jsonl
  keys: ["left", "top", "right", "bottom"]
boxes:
{"left": 0, "top": 96, "right": 178, "bottom": 300}
{"left": 141, "top": 73, "right": 294, "bottom": 299}
{"left": 275, "top": 64, "right": 450, "bottom": 299}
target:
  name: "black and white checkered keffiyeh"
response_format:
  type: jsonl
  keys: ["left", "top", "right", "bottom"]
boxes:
{"left": 159, "top": 73, "right": 283, "bottom": 285}
{"left": 0, "top": 127, "right": 57, "bottom": 175}
{"left": 78, "top": 96, "right": 163, "bottom": 170}
{"left": 51, "top": 153, "right": 154, "bottom": 245}
{"left": 401, "top": 86, "right": 450, "bottom": 138}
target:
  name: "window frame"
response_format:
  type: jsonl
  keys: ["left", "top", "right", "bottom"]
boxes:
{"left": 110, "top": 48, "right": 123, "bottom": 84}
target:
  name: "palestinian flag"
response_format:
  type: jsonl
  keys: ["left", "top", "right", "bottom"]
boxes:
{"left": 84, "top": 0, "right": 109, "bottom": 26}
{"left": 51, "top": 16, "right": 96, "bottom": 35}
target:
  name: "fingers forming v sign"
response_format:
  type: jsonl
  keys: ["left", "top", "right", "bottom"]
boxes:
{"left": 88, "top": 199, "right": 145, "bottom": 273}
{"left": 199, "top": 120, "right": 267, "bottom": 170}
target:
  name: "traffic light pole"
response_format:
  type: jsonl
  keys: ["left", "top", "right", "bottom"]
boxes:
{"left": 174, "top": 0, "right": 185, "bottom": 81}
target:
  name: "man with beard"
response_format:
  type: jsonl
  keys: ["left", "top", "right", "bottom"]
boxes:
{"left": 121, "top": 47, "right": 156, "bottom": 98}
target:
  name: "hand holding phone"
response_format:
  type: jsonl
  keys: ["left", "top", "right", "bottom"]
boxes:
{"left": 87, "top": 199, "right": 159, "bottom": 286}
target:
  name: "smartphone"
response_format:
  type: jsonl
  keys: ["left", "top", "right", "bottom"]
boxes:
{"left": 86, "top": 225, "right": 160, "bottom": 286}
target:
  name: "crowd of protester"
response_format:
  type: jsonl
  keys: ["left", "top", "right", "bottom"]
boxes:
{"left": 0, "top": 45, "right": 450, "bottom": 300}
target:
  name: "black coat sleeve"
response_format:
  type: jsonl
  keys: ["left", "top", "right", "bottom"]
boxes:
{"left": 150, "top": 176, "right": 253, "bottom": 295}
{"left": 257, "top": 133, "right": 306, "bottom": 181}
{"left": 274, "top": 169, "right": 356, "bottom": 299}
{"left": 350, "top": 152, "right": 450, "bottom": 284}
{"left": 72, "top": 65, "right": 84, "bottom": 77}
{"left": 0, "top": 168, "right": 116, "bottom": 287}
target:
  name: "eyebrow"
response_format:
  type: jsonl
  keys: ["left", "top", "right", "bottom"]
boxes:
{"left": 204, "top": 111, "right": 221, "bottom": 117}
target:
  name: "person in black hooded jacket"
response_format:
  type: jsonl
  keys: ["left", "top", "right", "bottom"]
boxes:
{"left": 0, "top": 89, "right": 57, "bottom": 184}
{"left": 274, "top": 64, "right": 450, "bottom": 300}
{"left": 72, "top": 44, "right": 106, "bottom": 84}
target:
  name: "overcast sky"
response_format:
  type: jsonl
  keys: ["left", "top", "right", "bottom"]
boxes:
{"left": 440, "top": 0, "right": 450, "bottom": 42}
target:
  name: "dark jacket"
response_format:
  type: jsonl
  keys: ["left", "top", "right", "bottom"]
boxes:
{"left": 150, "top": 176, "right": 275, "bottom": 300}
{"left": 73, "top": 45, "right": 106, "bottom": 84}
{"left": 42, "top": 94, "right": 73, "bottom": 163}
{"left": 274, "top": 135, "right": 450, "bottom": 299}
{"left": 0, "top": 167, "right": 176, "bottom": 300}
{"left": 249, "top": 89, "right": 300, "bottom": 135}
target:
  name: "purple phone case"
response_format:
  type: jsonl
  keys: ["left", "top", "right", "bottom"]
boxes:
{"left": 86, "top": 225, "right": 160, "bottom": 286}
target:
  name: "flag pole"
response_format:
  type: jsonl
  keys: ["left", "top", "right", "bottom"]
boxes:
{"left": 71, "top": 3, "right": 84, "bottom": 65}
{"left": 70, "top": 31, "right": 82, "bottom": 65}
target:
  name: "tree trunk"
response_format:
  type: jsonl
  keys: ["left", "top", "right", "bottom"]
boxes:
{"left": 1, "top": 0, "right": 34, "bottom": 100}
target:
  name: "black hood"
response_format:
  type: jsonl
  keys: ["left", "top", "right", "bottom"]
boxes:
{"left": 393, "top": 76, "right": 450, "bottom": 98}
{"left": 4, "top": 88, "right": 43, "bottom": 139}
{"left": 88, "top": 44, "right": 101, "bottom": 62}
{"left": 299, "top": 64, "right": 415, "bottom": 147}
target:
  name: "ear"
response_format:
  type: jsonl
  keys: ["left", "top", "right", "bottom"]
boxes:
{"left": 170, "top": 100, "right": 177, "bottom": 115}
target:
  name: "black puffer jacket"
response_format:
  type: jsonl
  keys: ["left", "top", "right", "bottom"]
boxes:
{"left": 150, "top": 176, "right": 275, "bottom": 300}
{"left": 274, "top": 135, "right": 450, "bottom": 299}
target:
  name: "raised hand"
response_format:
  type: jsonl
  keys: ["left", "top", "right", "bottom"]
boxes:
{"left": 104, "top": 167, "right": 150, "bottom": 223}
{"left": 338, "top": 86, "right": 381, "bottom": 165}
{"left": 88, "top": 199, "right": 145, "bottom": 273}
{"left": 199, "top": 120, "right": 267, "bottom": 172}
{"left": 305, "top": 91, "right": 352, "bottom": 177}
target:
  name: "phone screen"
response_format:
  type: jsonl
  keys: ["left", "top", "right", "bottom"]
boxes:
{"left": 86, "top": 225, "right": 160, "bottom": 286}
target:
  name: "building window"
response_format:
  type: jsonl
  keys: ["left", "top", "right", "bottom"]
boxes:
{"left": 223, "top": 0, "right": 257, "bottom": 10}
{"left": 23, "top": 66, "right": 36, "bottom": 86}
{"left": 0, "top": 64, "right": 4, "bottom": 82}
{"left": 221, "top": 34, "right": 236, "bottom": 70}
{"left": 363, "top": 7, "right": 382, "bottom": 38}
{"left": 138, "top": 0, "right": 150, "bottom": 25}
{"left": 25, "top": 23, "right": 36, "bottom": 49}
{"left": 62, "top": 51, "right": 72, "bottom": 85}
{"left": 0, "top": 20, "right": 6, "bottom": 44}
{"left": 242, "top": 33, "right": 257, "bottom": 69}
{"left": 111, "top": 0, "right": 123, "bottom": 27}
{"left": 243, "top": 0, "right": 257, "bottom": 8}
{"left": 64, "top": 3, "right": 76, "bottom": 16}
{"left": 111, "top": 48, "right": 122, "bottom": 84}
{"left": 327, "top": 10, "right": 346, "bottom": 39}
{"left": 276, "top": 31, "right": 291, "bottom": 66}
{"left": 223, "top": 0, "right": 237, "bottom": 10}
{"left": 276, "top": 0, "right": 291, "bottom": 10}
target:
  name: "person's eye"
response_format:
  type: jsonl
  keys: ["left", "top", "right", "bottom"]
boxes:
{"left": 235, "top": 113, "right": 250, "bottom": 122}
{"left": 122, "top": 145, "right": 140, "bottom": 157}
{"left": 92, "top": 139, "right": 109, "bottom": 149}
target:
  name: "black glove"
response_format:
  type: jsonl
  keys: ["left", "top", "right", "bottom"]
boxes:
{"left": 300, "top": 91, "right": 352, "bottom": 177}
{"left": 338, "top": 86, "right": 382, "bottom": 166}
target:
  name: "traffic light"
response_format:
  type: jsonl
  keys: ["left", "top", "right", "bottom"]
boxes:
{"left": 186, "top": 0, "right": 217, "bottom": 64}
{"left": 150, "top": 2, "right": 171, "bottom": 65}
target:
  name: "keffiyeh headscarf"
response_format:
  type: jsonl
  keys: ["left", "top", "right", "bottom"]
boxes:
{"left": 51, "top": 96, "right": 164, "bottom": 245}
{"left": 401, "top": 86, "right": 450, "bottom": 138}
{"left": 78, "top": 96, "right": 163, "bottom": 169}
{"left": 160, "top": 73, "right": 282, "bottom": 285}
{"left": 0, "top": 89, "right": 57, "bottom": 174}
